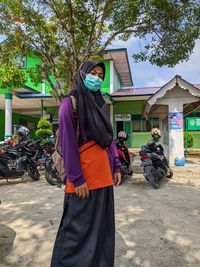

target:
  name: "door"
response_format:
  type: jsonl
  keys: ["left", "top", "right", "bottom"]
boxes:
{"left": 116, "top": 121, "right": 124, "bottom": 136}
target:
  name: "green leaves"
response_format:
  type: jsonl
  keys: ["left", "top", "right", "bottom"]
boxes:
{"left": 0, "top": 62, "right": 26, "bottom": 88}
{"left": 35, "top": 116, "right": 53, "bottom": 138}
{"left": 0, "top": 0, "right": 199, "bottom": 96}
{"left": 184, "top": 132, "right": 193, "bottom": 148}
{"left": 131, "top": 0, "right": 200, "bottom": 67}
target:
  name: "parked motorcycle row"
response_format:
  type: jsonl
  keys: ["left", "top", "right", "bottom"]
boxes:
{"left": 0, "top": 126, "right": 59, "bottom": 185}
{"left": 116, "top": 128, "right": 173, "bottom": 189}
{"left": 0, "top": 136, "right": 55, "bottom": 183}
{"left": 0, "top": 126, "right": 173, "bottom": 189}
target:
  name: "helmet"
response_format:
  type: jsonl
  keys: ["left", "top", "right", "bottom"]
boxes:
{"left": 151, "top": 128, "right": 161, "bottom": 139}
{"left": 17, "top": 126, "right": 29, "bottom": 139}
{"left": 118, "top": 131, "right": 128, "bottom": 140}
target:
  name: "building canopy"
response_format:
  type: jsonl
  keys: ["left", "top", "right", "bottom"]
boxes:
{"left": 143, "top": 76, "right": 200, "bottom": 119}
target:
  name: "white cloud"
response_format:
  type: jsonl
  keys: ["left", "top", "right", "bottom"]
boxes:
{"left": 172, "top": 40, "right": 200, "bottom": 83}
{"left": 146, "top": 76, "right": 168, "bottom": 87}
{"left": 110, "top": 36, "right": 200, "bottom": 87}
{"left": 109, "top": 36, "right": 138, "bottom": 50}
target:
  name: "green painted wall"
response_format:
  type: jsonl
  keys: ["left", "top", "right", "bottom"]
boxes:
{"left": 0, "top": 53, "right": 53, "bottom": 94}
{"left": 113, "top": 101, "right": 145, "bottom": 147}
{"left": 187, "top": 131, "right": 200, "bottom": 148}
{"left": 113, "top": 64, "right": 121, "bottom": 91}
{"left": 101, "top": 60, "right": 110, "bottom": 93}
{"left": 25, "top": 54, "right": 53, "bottom": 93}
{"left": 114, "top": 100, "right": 144, "bottom": 115}
{"left": 124, "top": 121, "right": 132, "bottom": 147}
{"left": 12, "top": 112, "right": 38, "bottom": 125}
{"left": 0, "top": 109, "right": 39, "bottom": 141}
{"left": 0, "top": 55, "right": 110, "bottom": 95}
{"left": 131, "top": 131, "right": 200, "bottom": 149}
{"left": 131, "top": 132, "right": 151, "bottom": 148}
{"left": 12, "top": 112, "right": 39, "bottom": 138}
{"left": 25, "top": 56, "right": 110, "bottom": 94}
{"left": 113, "top": 101, "right": 200, "bottom": 148}
{"left": 0, "top": 88, "right": 11, "bottom": 94}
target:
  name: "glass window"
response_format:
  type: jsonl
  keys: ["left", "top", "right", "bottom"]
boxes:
{"left": 132, "top": 115, "right": 159, "bottom": 132}
{"left": 132, "top": 115, "right": 141, "bottom": 132}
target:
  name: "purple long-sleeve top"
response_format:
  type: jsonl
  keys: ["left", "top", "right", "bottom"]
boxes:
{"left": 59, "top": 97, "right": 121, "bottom": 187}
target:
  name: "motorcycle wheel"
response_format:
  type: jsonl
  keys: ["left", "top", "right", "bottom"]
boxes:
{"left": 166, "top": 167, "right": 173, "bottom": 178}
{"left": 128, "top": 167, "right": 133, "bottom": 176}
{"left": 27, "top": 162, "right": 40, "bottom": 181}
{"left": 149, "top": 174, "right": 160, "bottom": 189}
{"left": 144, "top": 166, "right": 160, "bottom": 189}
{"left": 45, "top": 163, "right": 61, "bottom": 186}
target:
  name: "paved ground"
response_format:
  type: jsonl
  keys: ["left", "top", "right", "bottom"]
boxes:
{"left": 0, "top": 157, "right": 200, "bottom": 267}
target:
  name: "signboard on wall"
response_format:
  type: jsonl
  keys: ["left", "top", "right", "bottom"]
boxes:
{"left": 115, "top": 114, "right": 131, "bottom": 121}
{"left": 187, "top": 117, "right": 200, "bottom": 130}
{"left": 169, "top": 112, "right": 183, "bottom": 131}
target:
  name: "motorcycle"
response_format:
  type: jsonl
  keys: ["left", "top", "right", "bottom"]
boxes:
{"left": 28, "top": 139, "right": 54, "bottom": 169}
{"left": 45, "top": 155, "right": 62, "bottom": 186}
{"left": 25, "top": 135, "right": 61, "bottom": 186}
{"left": 139, "top": 137, "right": 173, "bottom": 189}
{"left": 0, "top": 141, "right": 40, "bottom": 182}
{"left": 115, "top": 131, "right": 133, "bottom": 180}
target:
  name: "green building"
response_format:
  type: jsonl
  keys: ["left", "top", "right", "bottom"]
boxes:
{"left": 0, "top": 48, "right": 132, "bottom": 140}
{"left": 0, "top": 48, "right": 200, "bottom": 150}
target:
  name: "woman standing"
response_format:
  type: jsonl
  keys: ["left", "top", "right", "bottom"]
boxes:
{"left": 51, "top": 61, "right": 121, "bottom": 267}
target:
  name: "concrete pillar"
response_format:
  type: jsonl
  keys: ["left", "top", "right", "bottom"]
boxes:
{"left": 159, "top": 118, "right": 164, "bottom": 145}
{"left": 159, "top": 118, "right": 169, "bottom": 160}
{"left": 110, "top": 60, "right": 114, "bottom": 94}
{"left": 168, "top": 102, "right": 184, "bottom": 165}
{"left": 5, "top": 93, "right": 13, "bottom": 140}
{"left": 42, "top": 81, "right": 45, "bottom": 94}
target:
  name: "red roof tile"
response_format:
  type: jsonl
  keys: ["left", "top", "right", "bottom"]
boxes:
{"left": 111, "top": 84, "right": 200, "bottom": 97}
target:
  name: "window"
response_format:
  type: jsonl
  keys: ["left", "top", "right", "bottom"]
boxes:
{"left": 132, "top": 115, "right": 159, "bottom": 132}
{"left": 132, "top": 115, "right": 141, "bottom": 132}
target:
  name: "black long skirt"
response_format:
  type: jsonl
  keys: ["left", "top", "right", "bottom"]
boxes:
{"left": 51, "top": 186, "right": 115, "bottom": 267}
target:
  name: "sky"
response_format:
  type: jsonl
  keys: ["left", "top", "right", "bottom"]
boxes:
{"left": 110, "top": 38, "right": 200, "bottom": 88}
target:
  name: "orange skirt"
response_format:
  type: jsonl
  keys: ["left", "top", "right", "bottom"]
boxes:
{"left": 65, "top": 141, "right": 113, "bottom": 193}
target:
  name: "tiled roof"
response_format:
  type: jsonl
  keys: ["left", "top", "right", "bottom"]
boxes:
{"left": 111, "top": 84, "right": 200, "bottom": 97}
{"left": 111, "top": 86, "right": 160, "bottom": 96}
{"left": 104, "top": 48, "right": 133, "bottom": 87}
{"left": 194, "top": 84, "right": 200, "bottom": 90}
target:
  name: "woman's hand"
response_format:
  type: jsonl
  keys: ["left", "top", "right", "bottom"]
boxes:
{"left": 75, "top": 182, "right": 90, "bottom": 199}
{"left": 114, "top": 172, "right": 121, "bottom": 186}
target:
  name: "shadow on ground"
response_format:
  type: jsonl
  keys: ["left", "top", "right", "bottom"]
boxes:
{"left": 113, "top": 173, "right": 200, "bottom": 267}
{"left": 0, "top": 167, "right": 200, "bottom": 267}
{"left": 0, "top": 176, "right": 64, "bottom": 267}
{"left": 0, "top": 225, "right": 16, "bottom": 263}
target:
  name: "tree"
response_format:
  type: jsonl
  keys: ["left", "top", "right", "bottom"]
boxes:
{"left": 0, "top": 0, "right": 199, "bottom": 101}
{"left": 0, "top": 62, "right": 26, "bottom": 89}
{"left": 35, "top": 116, "right": 53, "bottom": 139}
{"left": 184, "top": 132, "right": 193, "bottom": 148}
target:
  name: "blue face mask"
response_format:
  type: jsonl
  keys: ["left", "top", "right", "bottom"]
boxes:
{"left": 82, "top": 72, "right": 103, "bottom": 92}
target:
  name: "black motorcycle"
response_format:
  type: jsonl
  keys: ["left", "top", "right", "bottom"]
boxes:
{"left": 28, "top": 139, "right": 53, "bottom": 169}
{"left": 45, "top": 155, "right": 62, "bottom": 186}
{"left": 139, "top": 138, "right": 173, "bottom": 189}
{"left": 0, "top": 141, "right": 40, "bottom": 181}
